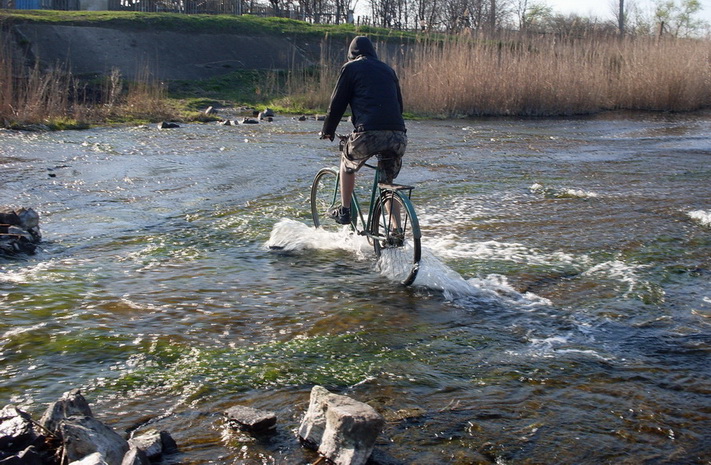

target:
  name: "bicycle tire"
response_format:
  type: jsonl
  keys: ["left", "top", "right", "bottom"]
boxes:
{"left": 310, "top": 168, "right": 343, "bottom": 232}
{"left": 371, "top": 190, "right": 421, "bottom": 286}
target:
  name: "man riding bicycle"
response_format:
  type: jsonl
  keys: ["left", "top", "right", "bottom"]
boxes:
{"left": 319, "top": 36, "right": 408, "bottom": 225}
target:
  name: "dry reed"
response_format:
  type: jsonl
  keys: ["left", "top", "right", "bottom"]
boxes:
{"left": 287, "top": 33, "right": 711, "bottom": 117}
{"left": 1, "top": 34, "right": 79, "bottom": 126}
{"left": 1, "top": 33, "right": 176, "bottom": 128}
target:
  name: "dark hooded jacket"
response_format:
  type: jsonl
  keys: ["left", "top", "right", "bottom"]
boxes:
{"left": 321, "top": 36, "right": 406, "bottom": 137}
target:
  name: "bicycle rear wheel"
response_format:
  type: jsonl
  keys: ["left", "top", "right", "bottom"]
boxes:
{"left": 310, "top": 168, "right": 343, "bottom": 233}
{"left": 371, "top": 191, "right": 421, "bottom": 286}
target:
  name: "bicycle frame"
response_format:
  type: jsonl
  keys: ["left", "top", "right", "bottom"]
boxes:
{"left": 336, "top": 161, "right": 420, "bottom": 245}
{"left": 310, "top": 153, "right": 422, "bottom": 286}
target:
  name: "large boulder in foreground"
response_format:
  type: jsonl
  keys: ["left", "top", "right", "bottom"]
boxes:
{"left": 60, "top": 416, "right": 129, "bottom": 465}
{"left": 39, "top": 389, "right": 94, "bottom": 435}
{"left": 298, "top": 385, "right": 384, "bottom": 465}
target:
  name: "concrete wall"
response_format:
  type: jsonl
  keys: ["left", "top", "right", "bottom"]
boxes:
{"left": 11, "top": 23, "right": 327, "bottom": 80}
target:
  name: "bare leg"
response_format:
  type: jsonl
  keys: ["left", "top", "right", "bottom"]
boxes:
{"left": 340, "top": 161, "right": 355, "bottom": 208}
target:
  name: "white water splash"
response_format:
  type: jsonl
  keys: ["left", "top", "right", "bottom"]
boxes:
{"left": 530, "top": 182, "right": 600, "bottom": 199}
{"left": 266, "top": 218, "right": 550, "bottom": 308}
{"left": 688, "top": 210, "right": 711, "bottom": 227}
{"left": 265, "top": 218, "right": 371, "bottom": 258}
{"left": 412, "top": 248, "right": 551, "bottom": 308}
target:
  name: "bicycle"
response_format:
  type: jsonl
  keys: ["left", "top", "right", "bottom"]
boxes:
{"left": 310, "top": 135, "right": 422, "bottom": 286}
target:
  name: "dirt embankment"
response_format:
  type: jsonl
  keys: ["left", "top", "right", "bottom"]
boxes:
{"left": 11, "top": 22, "right": 332, "bottom": 80}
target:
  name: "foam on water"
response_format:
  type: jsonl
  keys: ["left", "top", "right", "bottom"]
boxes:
{"left": 425, "top": 234, "right": 584, "bottom": 268}
{"left": 515, "top": 334, "right": 610, "bottom": 360}
{"left": 0, "top": 259, "right": 66, "bottom": 284}
{"left": 687, "top": 209, "right": 711, "bottom": 227}
{"left": 0, "top": 322, "right": 48, "bottom": 348}
{"left": 530, "top": 182, "right": 600, "bottom": 199}
{"left": 582, "top": 260, "right": 648, "bottom": 298}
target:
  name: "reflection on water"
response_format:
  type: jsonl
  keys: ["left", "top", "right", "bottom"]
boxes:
{"left": 1, "top": 112, "right": 710, "bottom": 464}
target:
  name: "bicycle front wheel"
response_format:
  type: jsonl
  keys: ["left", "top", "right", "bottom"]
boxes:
{"left": 310, "top": 168, "right": 342, "bottom": 233}
{"left": 371, "top": 191, "right": 422, "bottom": 286}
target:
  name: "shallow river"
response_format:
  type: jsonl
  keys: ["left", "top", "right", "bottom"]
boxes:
{"left": 1, "top": 112, "right": 710, "bottom": 464}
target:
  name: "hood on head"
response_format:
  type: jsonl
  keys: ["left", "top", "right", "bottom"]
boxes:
{"left": 348, "top": 36, "right": 378, "bottom": 60}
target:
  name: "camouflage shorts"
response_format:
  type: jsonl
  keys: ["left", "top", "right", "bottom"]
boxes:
{"left": 342, "top": 130, "right": 407, "bottom": 183}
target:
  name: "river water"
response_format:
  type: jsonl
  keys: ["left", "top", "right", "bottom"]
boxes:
{"left": 1, "top": 113, "right": 710, "bottom": 464}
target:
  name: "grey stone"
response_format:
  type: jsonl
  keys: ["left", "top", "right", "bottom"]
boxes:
{"left": 39, "top": 389, "right": 93, "bottom": 435}
{"left": 16, "top": 208, "right": 39, "bottom": 230}
{"left": 127, "top": 430, "right": 161, "bottom": 459}
{"left": 0, "top": 405, "right": 36, "bottom": 452}
{"left": 159, "top": 431, "right": 178, "bottom": 454}
{"left": 224, "top": 405, "right": 276, "bottom": 432}
{"left": 126, "top": 429, "right": 177, "bottom": 460}
{"left": 60, "top": 416, "right": 129, "bottom": 465}
{"left": 299, "top": 386, "right": 384, "bottom": 465}
{"left": 120, "top": 446, "right": 150, "bottom": 465}
{"left": 259, "top": 108, "right": 275, "bottom": 118}
{"left": 67, "top": 452, "right": 108, "bottom": 465}
{"left": 0, "top": 207, "right": 41, "bottom": 256}
{"left": 0, "top": 209, "right": 20, "bottom": 226}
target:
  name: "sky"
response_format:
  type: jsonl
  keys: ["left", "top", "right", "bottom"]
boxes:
{"left": 546, "top": 0, "right": 711, "bottom": 24}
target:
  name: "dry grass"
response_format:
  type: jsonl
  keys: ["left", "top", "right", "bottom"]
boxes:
{"left": 0, "top": 35, "right": 78, "bottom": 127}
{"left": 3, "top": 29, "right": 709, "bottom": 127}
{"left": 287, "top": 33, "right": 711, "bottom": 117}
{"left": 404, "top": 33, "right": 711, "bottom": 116}
{"left": 267, "top": 38, "right": 341, "bottom": 113}
{"left": 0, "top": 34, "right": 176, "bottom": 128}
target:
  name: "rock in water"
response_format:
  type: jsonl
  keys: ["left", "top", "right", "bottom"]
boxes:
{"left": 39, "top": 389, "right": 93, "bottom": 435}
{"left": 60, "top": 416, "right": 129, "bottom": 465}
{"left": 298, "top": 385, "right": 384, "bottom": 465}
{"left": 224, "top": 405, "right": 277, "bottom": 432}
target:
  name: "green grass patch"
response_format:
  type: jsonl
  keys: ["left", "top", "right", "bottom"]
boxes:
{"left": 0, "top": 10, "right": 416, "bottom": 41}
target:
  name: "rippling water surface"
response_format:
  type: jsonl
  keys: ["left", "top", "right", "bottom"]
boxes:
{"left": 1, "top": 113, "right": 710, "bottom": 464}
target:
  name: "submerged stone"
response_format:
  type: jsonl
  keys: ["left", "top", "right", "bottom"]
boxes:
{"left": 224, "top": 405, "right": 276, "bottom": 432}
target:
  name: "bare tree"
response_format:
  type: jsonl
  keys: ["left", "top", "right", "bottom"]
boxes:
{"left": 618, "top": 0, "right": 625, "bottom": 34}
{"left": 370, "top": 0, "right": 399, "bottom": 27}
{"left": 489, "top": 0, "right": 496, "bottom": 30}
{"left": 412, "top": 0, "right": 439, "bottom": 30}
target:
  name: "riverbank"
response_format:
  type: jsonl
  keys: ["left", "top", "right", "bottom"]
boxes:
{"left": 1, "top": 11, "right": 710, "bottom": 128}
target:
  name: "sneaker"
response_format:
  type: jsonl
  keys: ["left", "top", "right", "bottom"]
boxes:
{"left": 328, "top": 206, "right": 351, "bottom": 225}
